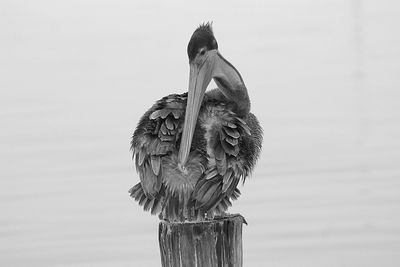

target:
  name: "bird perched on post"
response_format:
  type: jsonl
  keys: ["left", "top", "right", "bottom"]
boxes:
{"left": 129, "top": 23, "right": 262, "bottom": 222}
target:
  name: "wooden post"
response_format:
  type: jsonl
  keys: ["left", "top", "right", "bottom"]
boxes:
{"left": 158, "top": 214, "right": 246, "bottom": 267}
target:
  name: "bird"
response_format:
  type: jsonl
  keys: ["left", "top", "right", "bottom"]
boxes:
{"left": 129, "top": 23, "right": 262, "bottom": 222}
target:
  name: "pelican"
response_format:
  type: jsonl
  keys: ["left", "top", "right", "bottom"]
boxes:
{"left": 129, "top": 23, "right": 262, "bottom": 221}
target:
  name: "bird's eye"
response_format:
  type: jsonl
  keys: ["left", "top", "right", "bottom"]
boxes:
{"left": 200, "top": 49, "right": 206, "bottom": 56}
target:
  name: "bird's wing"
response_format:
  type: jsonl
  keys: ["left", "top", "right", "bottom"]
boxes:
{"left": 193, "top": 105, "right": 252, "bottom": 213}
{"left": 130, "top": 93, "right": 187, "bottom": 201}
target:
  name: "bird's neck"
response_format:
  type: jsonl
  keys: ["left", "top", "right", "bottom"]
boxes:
{"left": 224, "top": 84, "right": 250, "bottom": 116}
{"left": 213, "top": 53, "right": 250, "bottom": 116}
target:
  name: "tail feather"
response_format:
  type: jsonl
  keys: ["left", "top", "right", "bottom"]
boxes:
{"left": 143, "top": 198, "right": 154, "bottom": 212}
{"left": 231, "top": 188, "right": 241, "bottom": 200}
{"left": 129, "top": 181, "right": 241, "bottom": 218}
{"left": 129, "top": 183, "right": 144, "bottom": 201}
{"left": 151, "top": 197, "right": 163, "bottom": 215}
{"left": 129, "top": 183, "right": 165, "bottom": 215}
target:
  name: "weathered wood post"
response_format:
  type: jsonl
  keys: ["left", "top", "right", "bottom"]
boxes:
{"left": 158, "top": 214, "right": 246, "bottom": 267}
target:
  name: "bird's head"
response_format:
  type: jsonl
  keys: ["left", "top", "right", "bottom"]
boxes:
{"left": 178, "top": 23, "right": 249, "bottom": 167}
{"left": 187, "top": 22, "right": 218, "bottom": 62}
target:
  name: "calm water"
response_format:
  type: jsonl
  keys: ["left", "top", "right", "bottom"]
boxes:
{"left": 1, "top": 0, "right": 400, "bottom": 266}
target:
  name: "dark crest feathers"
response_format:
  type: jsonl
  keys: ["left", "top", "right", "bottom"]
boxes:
{"left": 187, "top": 22, "right": 218, "bottom": 61}
{"left": 195, "top": 22, "right": 214, "bottom": 35}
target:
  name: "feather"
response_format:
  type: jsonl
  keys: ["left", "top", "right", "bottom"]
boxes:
{"left": 202, "top": 189, "right": 222, "bottom": 211}
{"left": 167, "top": 102, "right": 183, "bottom": 109}
{"left": 233, "top": 145, "right": 240, "bottom": 156}
{"left": 138, "top": 150, "right": 146, "bottom": 166}
{"left": 222, "top": 170, "right": 234, "bottom": 193}
{"left": 205, "top": 169, "right": 218, "bottom": 180}
{"left": 165, "top": 117, "right": 175, "bottom": 130}
{"left": 195, "top": 179, "right": 217, "bottom": 200}
{"left": 143, "top": 198, "right": 154, "bottom": 211}
{"left": 160, "top": 123, "right": 168, "bottom": 135}
{"left": 222, "top": 169, "right": 233, "bottom": 185}
{"left": 214, "top": 145, "right": 227, "bottom": 175}
{"left": 213, "top": 144, "right": 224, "bottom": 160}
{"left": 150, "top": 156, "right": 161, "bottom": 176}
{"left": 236, "top": 117, "right": 247, "bottom": 125}
{"left": 159, "top": 134, "right": 175, "bottom": 142}
{"left": 214, "top": 206, "right": 221, "bottom": 214}
{"left": 172, "top": 110, "right": 182, "bottom": 119}
{"left": 149, "top": 110, "right": 160, "bottom": 120}
{"left": 151, "top": 197, "right": 163, "bottom": 215}
{"left": 231, "top": 189, "right": 240, "bottom": 201}
{"left": 138, "top": 194, "right": 147, "bottom": 205}
{"left": 160, "top": 109, "right": 172, "bottom": 119}
{"left": 225, "top": 136, "right": 238, "bottom": 146}
{"left": 239, "top": 123, "right": 251, "bottom": 135}
{"left": 197, "top": 182, "right": 220, "bottom": 207}
{"left": 223, "top": 127, "right": 240, "bottom": 139}
{"left": 225, "top": 177, "right": 239, "bottom": 197}
{"left": 219, "top": 198, "right": 229, "bottom": 211}
{"left": 140, "top": 161, "right": 160, "bottom": 198}
{"left": 219, "top": 128, "right": 227, "bottom": 140}
{"left": 165, "top": 98, "right": 175, "bottom": 103}
{"left": 236, "top": 118, "right": 251, "bottom": 135}
{"left": 224, "top": 198, "right": 232, "bottom": 207}
{"left": 222, "top": 121, "right": 237, "bottom": 128}
{"left": 128, "top": 183, "right": 143, "bottom": 200}
{"left": 221, "top": 140, "right": 237, "bottom": 156}
{"left": 150, "top": 109, "right": 171, "bottom": 120}
{"left": 153, "top": 141, "right": 173, "bottom": 154}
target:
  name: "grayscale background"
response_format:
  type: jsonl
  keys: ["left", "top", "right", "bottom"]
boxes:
{"left": 1, "top": 0, "right": 399, "bottom": 266}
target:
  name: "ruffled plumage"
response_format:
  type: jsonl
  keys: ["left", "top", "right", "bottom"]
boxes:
{"left": 129, "top": 90, "right": 262, "bottom": 222}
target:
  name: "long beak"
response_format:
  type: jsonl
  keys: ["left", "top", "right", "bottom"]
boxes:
{"left": 178, "top": 52, "right": 216, "bottom": 168}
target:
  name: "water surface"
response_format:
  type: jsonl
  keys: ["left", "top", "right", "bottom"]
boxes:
{"left": 1, "top": 0, "right": 400, "bottom": 266}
